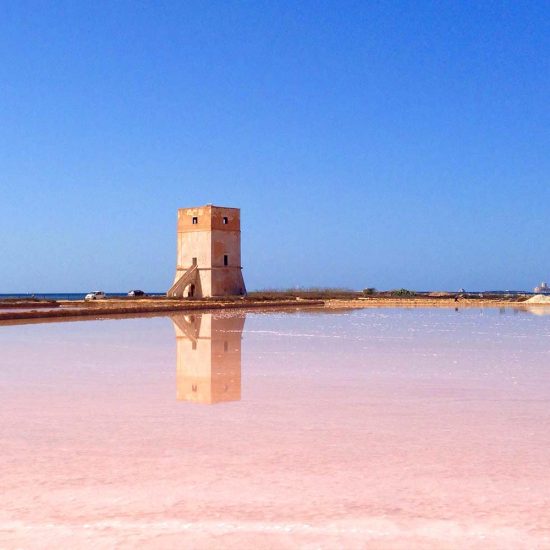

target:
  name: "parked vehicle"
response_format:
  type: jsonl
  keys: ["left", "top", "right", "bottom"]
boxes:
{"left": 128, "top": 290, "right": 145, "bottom": 297}
{"left": 84, "top": 291, "right": 106, "bottom": 301}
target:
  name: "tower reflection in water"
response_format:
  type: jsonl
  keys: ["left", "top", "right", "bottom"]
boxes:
{"left": 172, "top": 313, "right": 245, "bottom": 404}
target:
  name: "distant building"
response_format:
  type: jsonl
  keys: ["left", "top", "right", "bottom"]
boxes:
{"left": 534, "top": 282, "right": 550, "bottom": 294}
{"left": 167, "top": 205, "right": 246, "bottom": 298}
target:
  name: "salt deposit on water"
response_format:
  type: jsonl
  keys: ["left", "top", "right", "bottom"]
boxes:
{"left": 1, "top": 308, "right": 550, "bottom": 548}
{"left": 526, "top": 294, "right": 550, "bottom": 303}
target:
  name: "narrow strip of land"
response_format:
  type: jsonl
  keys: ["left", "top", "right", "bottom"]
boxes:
{"left": 0, "top": 293, "right": 548, "bottom": 325}
{"left": 325, "top": 297, "right": 545, "bottom": 309}
{"left": 0, "top": 299, "right": 325, "bottom": 323}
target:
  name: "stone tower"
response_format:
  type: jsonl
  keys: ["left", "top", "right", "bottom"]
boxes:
{"left": 167, "top": 205, "right": 246, "bottom": 298}
{"left": 172, "top": 312, "right": 245, "bottom": 404}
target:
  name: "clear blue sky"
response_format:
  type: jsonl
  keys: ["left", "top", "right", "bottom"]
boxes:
{"left": 1, "top": 1, "right": 548, "bottom": 292}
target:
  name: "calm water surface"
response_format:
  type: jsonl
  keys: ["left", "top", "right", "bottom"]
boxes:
{"left": 1, "top": 308, "right": 550, "bottom": 549}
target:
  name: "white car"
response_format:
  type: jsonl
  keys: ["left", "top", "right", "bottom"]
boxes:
{"left": 85, "top": 291, "right": 106, "bottom": 301}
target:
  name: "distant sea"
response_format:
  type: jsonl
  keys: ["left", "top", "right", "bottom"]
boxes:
{"left": 0, "top": 293, "right": 166, "bottom": 301}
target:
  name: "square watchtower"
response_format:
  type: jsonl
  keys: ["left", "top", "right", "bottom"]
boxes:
{"left": 167, "top": 205, "right": 246, "bottom": 298}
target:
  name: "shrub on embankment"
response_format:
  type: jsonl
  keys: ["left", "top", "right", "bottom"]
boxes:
{"left": 247, "top": 288, "right": 360, "bottom": 301}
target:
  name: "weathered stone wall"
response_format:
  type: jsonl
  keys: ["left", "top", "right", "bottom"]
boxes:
{"left": 171, "top": 204, "right": 246, "bottom": 298}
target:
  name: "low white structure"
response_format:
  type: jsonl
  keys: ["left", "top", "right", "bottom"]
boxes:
{"left": 534, "top": 282, "right": 550, "bottom": 294}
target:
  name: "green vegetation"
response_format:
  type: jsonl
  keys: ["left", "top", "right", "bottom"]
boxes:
{"left": 362, "top": 288, "right": 377, "bottom": 295}
{"left": 390, "top": 288, "right": 417, "bottom": 297}
{"left": 247, "top": 287, "right": 359, "bottom": 301}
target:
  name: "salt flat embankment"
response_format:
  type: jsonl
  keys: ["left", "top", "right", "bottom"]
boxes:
{"left": 0, "top": 294, "right": 546, "bottom": 324}
{"left": 0, "top": 298, "right": 324, "bottom": 323}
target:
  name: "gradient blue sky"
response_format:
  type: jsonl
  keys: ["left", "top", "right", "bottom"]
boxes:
{"left": 1, "top": 1, "right": 548, "bottom": 292}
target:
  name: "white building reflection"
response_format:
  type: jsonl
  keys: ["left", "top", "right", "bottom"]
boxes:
{"left": 172, "top": 313, "right": 245, "bottom": 404}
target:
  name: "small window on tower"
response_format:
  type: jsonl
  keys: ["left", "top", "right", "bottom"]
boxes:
{"left": 192, "top": 216, "right": 198, "bottom": 224}
{"left": 222, "top": 216, "right": 228, "bottom": 224}
{"left": 224, "top": 254, "right": 228, "bottom": 266}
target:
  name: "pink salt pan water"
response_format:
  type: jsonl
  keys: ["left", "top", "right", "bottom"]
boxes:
{"left": 1, "top": 308, "right": 550, "bottom": 548}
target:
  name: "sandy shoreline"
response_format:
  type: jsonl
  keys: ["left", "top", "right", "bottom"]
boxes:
{"left": 0, "top": 299, "right": 324, "bottom": 323}
{"left": 325, "top": 297, "right": 544, "bottom": 309}
{"left": 0, "top": 296, "right": 547, "bottom": 324}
